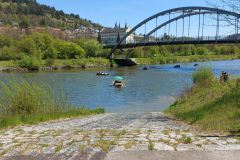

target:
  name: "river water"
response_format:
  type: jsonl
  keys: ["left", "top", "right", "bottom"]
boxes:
{"left": 0, "top": 60, "right": 240, "bottom": 113}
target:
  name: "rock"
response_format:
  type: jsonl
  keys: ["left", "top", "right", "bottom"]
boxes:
{"left": 176, "top": 135, "right": 183, "bottom": 140}
{"left": 169, "top": 132, "right": 176, "bottom": 139}
{"left": 143, "top": 66, "right": 148, "bottom": 70}
{"left": 110, "top": 146, "right": 125, "bottom": 152}
{"left": 154, "top": 143, "right": 174, "bottom": 151}
{"left": 176, "top": 144, "right": 202, "bottom": 151}
{"left": 174, "top": 65, "right": 181, "bottom": 68}
{"left": 227, "top": 138, "right": 239, "bottom": 144}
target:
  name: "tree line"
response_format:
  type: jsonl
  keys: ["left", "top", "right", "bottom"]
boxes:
{"left": 0, "top": 32, "right": 110, "bottom": 69}
{"left": 0, "top": 32, "right": 240, "bottom": 69}
{"left": 124, "top": 44, "right": 240, "bottom": 58}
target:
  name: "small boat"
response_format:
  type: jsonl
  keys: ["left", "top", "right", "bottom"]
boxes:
{"left": 113, "top": 76, "right": 125, "bottom": 88}
{"left": 194, "top": 64, "right": 199, "bottom": 67}
{"left": 96, "top": 72, "right": 109, "bottom": 76}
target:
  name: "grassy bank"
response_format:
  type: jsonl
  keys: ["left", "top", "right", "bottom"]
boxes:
{"left": 0, "top": 80, "right": 104, "bottom": 129}
{"left": 0, "top": 58, "right": 111, "bottom": 71}
{"left": 136, "top": 54, "right": 240, "bottom": 65}
{"left": 165, "top": 68, "right": 240, "bottom": 133}
{"left": 0, "top": 55, "right": 239, "bottom": 71}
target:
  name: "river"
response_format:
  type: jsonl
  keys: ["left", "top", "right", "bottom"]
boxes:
{"left": 0, "top": 60, "right": 240, "bottom": 113}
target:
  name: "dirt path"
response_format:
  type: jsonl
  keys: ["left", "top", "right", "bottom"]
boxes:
{"left": 0, "top": 112, "right": 239, "bottom": 160}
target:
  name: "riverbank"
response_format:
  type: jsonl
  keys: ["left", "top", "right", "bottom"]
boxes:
{"left": 0, "top": 58, "right": 112, "bottom": 72}
{"left": 135, "top": 54, "right": 240, "bottom": 65}
{"left": 165, "top": 68, "right": 240, "bottom": 134}
{"left": 0, "top": 54, "right": 239, "bottom": 72}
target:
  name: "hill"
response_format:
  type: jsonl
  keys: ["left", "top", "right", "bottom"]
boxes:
{"left": 0, "top": 0, "right": 103, "bottom": 30}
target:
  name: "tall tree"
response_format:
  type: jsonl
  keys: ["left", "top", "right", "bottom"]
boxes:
{"left": 208, "top": 0, "right": 240, "bottom": 27}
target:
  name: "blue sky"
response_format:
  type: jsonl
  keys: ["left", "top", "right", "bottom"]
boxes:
{"left": 37, "top": 0, "right": 208, "bottom": 27}
{"left": 37, "top": 0, "right": 236, "bottom": 36}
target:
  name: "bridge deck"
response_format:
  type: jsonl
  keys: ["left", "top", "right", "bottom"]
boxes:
{"left": 104, "top": 39, "right": 240, "bottom": 49}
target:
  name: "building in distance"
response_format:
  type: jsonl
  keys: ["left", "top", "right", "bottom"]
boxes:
{"left": 100, "top": 23, "right": 134, "bottom": 46}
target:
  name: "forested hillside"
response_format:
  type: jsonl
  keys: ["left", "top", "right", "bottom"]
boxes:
{"left": 0, "top": 0, "right": 102, "bottom": 29}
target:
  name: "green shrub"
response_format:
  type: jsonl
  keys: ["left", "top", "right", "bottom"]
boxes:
{"left": 45, "top": 58, "right": 55, "bottom": 67}
{"left": 192, "top": 68, "right": 215, "bottom": 86}
{"left": 18, "top": 56, "right": 42, "bottom": 70}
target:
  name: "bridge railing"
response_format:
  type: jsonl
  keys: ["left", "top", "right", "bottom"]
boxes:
{"left": 125, "top": 35, "right": 240, "bottom": 45}
{"left": 103, "top": 35, "right": 240, "bottom": 47}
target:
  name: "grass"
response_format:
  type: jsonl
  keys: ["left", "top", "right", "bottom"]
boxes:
{"left": 124, "top": 140, "right": 137, "bottom": 149}
{"left": 0, "top": 79, "right": 105, "bottom": 129}
{"left": 165, "top": 68, "right": 240, "bottom": 133}
{"left": 0, "top": 58, "right": 111, "bottom": 71}
{"left": 192, "top": 67, "right": 215, "bottom": 85}
{"left": 0, "top": 60, "right": 17, "bottom": 68}
{"left": 55, "top": 143, "right": 63, "bottom": 153}
{"left": 51, "top": 58, "right": 110, "bottom": 68}
{"left": 112, "top": 129, "right": 127, "bottom": 137}
{"left": 94, "top": 139, "right": 116, "bottom": 152}
{"left": 135, "top": 54, "right": 240, "bottom": 65}
{"left": 0, "top": 54, "right": 238, "bottom": 71}
{"left": 179, "top": 136, "right": 192, "bottom": 144}
{"left": 148, "top": 141, "right": 154, "bottom": 151}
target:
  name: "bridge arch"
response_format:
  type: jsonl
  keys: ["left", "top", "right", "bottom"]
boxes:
{"left": 108, "top": 6, "right": 240, "bottom": 58}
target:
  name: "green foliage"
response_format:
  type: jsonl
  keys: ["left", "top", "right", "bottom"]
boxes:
{"left": 56, "top": 40, "right": 85, "bottom": 59}
{"left": 44, "top": 58, "right": 54, "bottom": 67}
{"left": 180, "top": 136, "right": 192, "bottom": 144}
{"left": 129, "top": 47, "right": 145, "bottom": 58}
{"left": 0, "top": 46, "right": 19, "bottom": 60}
{"left": 165, "top": 77, "right": 240, "bottom": 133}
{"left": 0, "top": 79, "right": 105, "bottom": 128}
{"left": 126, "top": 44, "right": 240, "bottom": 58}
{"left": 0, "top": 35, "right": 12, "bottom": 48}
{"left": 18, "top": 56, "right": 42, "bottom": 70}
{"left": 18, "top": 36, "right": 39, "bottom": 57}
{"left": 192, "top": 68, "right": 215, "bottom": 86}
{"left": 75, "top": 38, "right": 102, "bottom": 57}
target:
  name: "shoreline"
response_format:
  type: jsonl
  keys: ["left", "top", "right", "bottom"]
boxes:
{"left": 0, "top": 64, "right": 112, "bottom": 73}
{"left": 0, "top": 55, "right": 239, "bottom": 73}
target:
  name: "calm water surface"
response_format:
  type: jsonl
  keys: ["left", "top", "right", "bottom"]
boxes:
{"left": 1, "top": 60, "right": 240, "bottom": 113}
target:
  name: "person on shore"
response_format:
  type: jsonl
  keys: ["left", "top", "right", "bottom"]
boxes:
{"left": 220, "top": 71, "right": 229, "bottom": 83}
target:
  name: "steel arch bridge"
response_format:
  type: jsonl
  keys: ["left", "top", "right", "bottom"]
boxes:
{"left": 106, "top": 6, "right": 240, "bottom": 59}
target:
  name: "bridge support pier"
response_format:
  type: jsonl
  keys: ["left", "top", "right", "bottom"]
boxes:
{"left": 112, "top": 58, "right": 138, "bottom": 66}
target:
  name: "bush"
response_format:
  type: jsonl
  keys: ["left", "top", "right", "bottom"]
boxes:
{"left": 195, "top": 47, "right": 208, "bottom": 55}
{"left": 0, "top": 46, "right": 20, "bottom": 60}
{"left": 45, "top": 58, "right": 55, "bottom": 67}
{"left": 18, "top": 56, "right": 42, "bottom": 70}
{"left": 75, "top": 38, "right": 102, "bottom": 57}
{"left": 192, "top": 68, "right": 215, "bottom": 86}
{"left": 56, "top": 41, "right": 85, "bottom": 59}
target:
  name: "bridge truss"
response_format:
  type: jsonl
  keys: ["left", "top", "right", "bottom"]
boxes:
{"left": 107, "top": 6, "right": 240, "bottom": 58}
